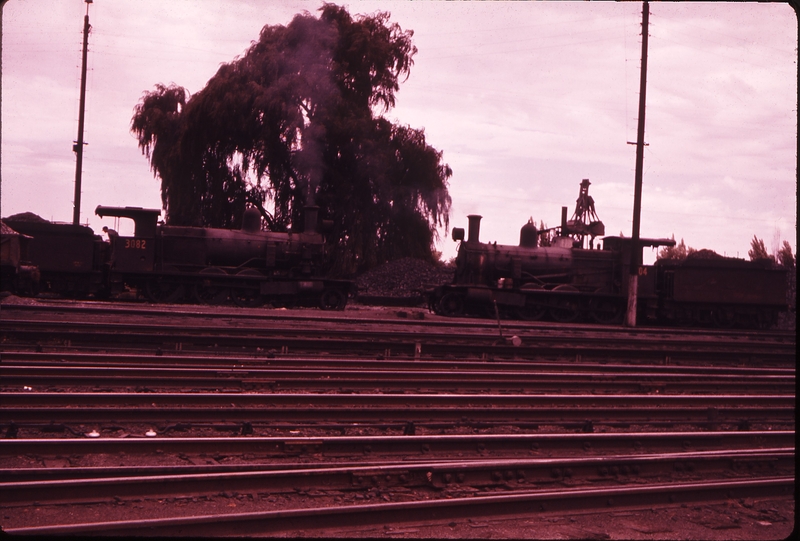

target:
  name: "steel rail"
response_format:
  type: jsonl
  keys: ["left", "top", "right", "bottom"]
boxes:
{"left": 1, "top": 449, "right": 793, "bottom": 506}
{"left": 0, "top": 461, "right": 420, "bottom": 482}
{"left": 3, "top": 351, "right": 795, "bottom": 375}
{"left": 2, "top": 360, "right": 795, "bottom": 380}
{"left": 2, "top": 365, "right": 794, "bottom": 394}
{"left": 4, "top": 446, "right": 792, "bottom": 482}
{"left": 4, "top": 477, "right": 793, "bottom": 536}
{"left": 3, "top": 405, "right": 793, "bottom": 426}
{"left": 7, "top": 363, "right": 794, "bottom": 379}
{"left": 3, "top": 391, "right": 792, "bottom": 408}
{"left": 2, "top": 431, "right": 792, "bottom": 461}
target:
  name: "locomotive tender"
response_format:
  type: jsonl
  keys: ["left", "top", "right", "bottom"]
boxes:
{"left": 3, "top": 205, "right": 353, "bottom": 310}
{"left": 428, "top": 182, "right": 787, "bottom": 328}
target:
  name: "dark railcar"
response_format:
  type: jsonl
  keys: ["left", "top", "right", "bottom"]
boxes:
{"left": 653, "top": 257, "right": 786, "bottom": 328}
{"left": 1, "top": 221, "right": 39, "bottom": 295}
{"left": 2, "top": 218, "right": 106, "bottom": 297}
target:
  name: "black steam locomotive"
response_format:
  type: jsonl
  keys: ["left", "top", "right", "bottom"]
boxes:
{"left": 428, "top": 182, "right": 788, "bottom": 328}
{"left": 2, "top": 205, "right": 353, "bottom": 310}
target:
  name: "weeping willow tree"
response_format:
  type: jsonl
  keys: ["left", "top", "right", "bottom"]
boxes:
{"left": 131, "top": 3, "right": 451, "bottom": 275}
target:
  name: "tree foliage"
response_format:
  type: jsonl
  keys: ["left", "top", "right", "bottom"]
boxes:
{"left": 748, "top": 235, "right": 772, "bottom": 262}
{"left": 777, "top": 240, "right": 795, "bottom": 269}
{"left": 657, "top": 235, "right": 696, "bottom": 261}
{"left": 131, "top": 3, "right": 451, "bottom": 274}
{"left": 659, "top": 234, "right": 795, "bottom": 267}
{"left": 748, "top": 236, "right": 797, "bottom": 269}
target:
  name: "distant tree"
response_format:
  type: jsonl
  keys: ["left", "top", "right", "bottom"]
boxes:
{"left": 538, "top": 220, "right": 552, "bottom": 247}
{"left": 777, "top": 240, "right": 795, "bottom": 269}
{"left": 131, "top": 3, "right": 451, "bottom": 275}
{"left": 748, "top": 235, "right": 773, "bottom": 262}
{"left": 658, "top": 235, "right": 696, "bottom": 261}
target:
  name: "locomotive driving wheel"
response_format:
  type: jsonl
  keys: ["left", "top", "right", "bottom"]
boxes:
{"left": 549, "top": 285, "right": 580, "bottom": 323}
{"left": 516, "top": 303, "right": 546, "bottom": 321}
{"left": 193, "top": 267, "right": 230, "bottom": 305}
{"left": 145, "top": 280, "right": 185, "bottom": 304}
{"left": 713, "top": 307, "right": 736, "bottom": 328}
{"left": 675, "top": 307, "right": 694, "bottom": 327}
{"left": 438, "top": 292, "right": 465, "bottom": 317}
{"left": 754, "top": 310, "right": 777, "bottom": 329}
{"left": 231, "top": 269, "right": 264, "bottom": 308}
{"left": 589, "top": 288, "right": 622, "bottom": 324}
{"left": 145, "top": 267, "right": 185, "bottom": 303}
{"left": 319, "top": 288, "right": 346, "bottom": 311}
{"left": 517, "top": 285, "right": 546, "bottom": 321}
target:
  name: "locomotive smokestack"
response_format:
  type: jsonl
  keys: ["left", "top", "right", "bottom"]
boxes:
{"left": 303, "top": 206, "right": 319, "bottom": 234}
{"left": 467, "top": 215, "right": 482, "bottom": 244}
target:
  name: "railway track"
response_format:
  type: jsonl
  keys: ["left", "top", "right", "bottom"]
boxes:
{"left": 4, "top": 350, "right": 796, "bottom": 372}
{"left": 0, "top": 299, "right": 794, "bottom": 537}
{"left": 1, "top": 301, "right": 795, "bottom": 364}
{"left": 2, "top": 431, "right": 794, "bottom": 468}
{"left": 4, "top": 478, "right": 794, "bottom": 536}
{"left": 3, "top": 299, "right": 795, "bottom": 342}
{"left": 3, "top": 392, "right": 794, "bottom": 436}
{"left": 3, "top": 450, "right": 792, "bottom": 507}
{"left": 3, "top": 361, "right": 794, "bottom": 394}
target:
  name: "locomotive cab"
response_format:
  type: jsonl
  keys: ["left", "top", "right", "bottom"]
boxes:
{"left": 95, "top": 206, "right": 161, "bottom": 274}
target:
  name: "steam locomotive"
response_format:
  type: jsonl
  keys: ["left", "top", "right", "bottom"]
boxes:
{"left": 2, "top": 205, "right": 354, "bottom": 310}
{"left": 428, "top": 182, "right": 788, "bottom": 328}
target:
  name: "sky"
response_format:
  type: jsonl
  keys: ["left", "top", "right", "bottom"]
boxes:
{"left": 1, "top": 0, "right": 796, "bottom": 265}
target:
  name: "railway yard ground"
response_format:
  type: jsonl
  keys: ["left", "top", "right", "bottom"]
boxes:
{"left": 0, "top": 294, "right": 795, "bottom": 538}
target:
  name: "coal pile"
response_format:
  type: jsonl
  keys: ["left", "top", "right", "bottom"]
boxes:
{"left": 356, "top": 258, "right": 454, "bottom": 305}
{"left": 3, "top": 212, "right": 49, "bottom": 223}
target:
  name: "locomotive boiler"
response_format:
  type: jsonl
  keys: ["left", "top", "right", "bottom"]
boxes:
{"left": 428, "top": 180, "right": 788, "bottom": 328}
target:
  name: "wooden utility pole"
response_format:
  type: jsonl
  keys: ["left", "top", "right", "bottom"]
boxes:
{"left": 625, "top": 0, "right": 649, "bottom": 327}
{"left": 1, "top": 0, "right": 8, "bottom": 173}
{"left": 72, "top": 0, "right": 92, "bottom": 225}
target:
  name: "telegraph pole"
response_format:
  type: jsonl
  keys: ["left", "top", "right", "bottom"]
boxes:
{"left": 1, "top": 1, "right": 8, "bottom": 172}
{"left": 72, "top": 0, "right": 92, "bottom": 225}
{"left": 625, "top": 0, "right": 649, "bottom": 327}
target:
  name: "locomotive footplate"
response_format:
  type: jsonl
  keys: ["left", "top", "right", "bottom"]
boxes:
{"left": 261, "top": 280, "right": 324, "bottom": 295}
{"left": 466, "top": 287, "right": 525, "bottom": 307}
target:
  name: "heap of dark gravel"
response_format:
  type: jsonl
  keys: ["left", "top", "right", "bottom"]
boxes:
{"left": 355, "top": 258, "right": 454, "bottom": 300}
{"left": 3, "top": 212, "right": 49, "bottom": 223}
